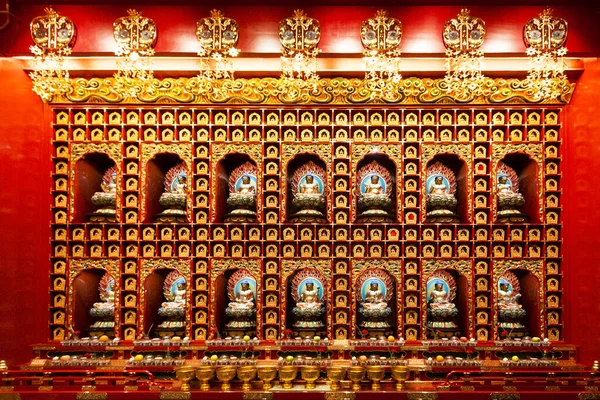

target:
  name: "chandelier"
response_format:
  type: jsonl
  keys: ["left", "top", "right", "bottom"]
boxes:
{"left": 360, "top": 10, "right": 403, "bottom": 95}
{"left": 442, "top": 9, "right": 487, "bottom": 99}
{"left": 196, "top": 9, "right": 240, "bottom": 94}
{"left": 113, "top": 9, "right": 157, "bottom": 97}
{"left": 279, "top": 9, "right": 321, "bottom": 90}
{"left": 29, "top": 8, "right": 76, "bottom": 102}
{"left": 523, "top": 8, "right": 569, "bottom": 101}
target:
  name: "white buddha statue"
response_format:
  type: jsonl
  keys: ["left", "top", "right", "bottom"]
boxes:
{"left": 298, "top": 175, "right": 321, "bottom": 196}
{"left": 428, "top": 176, "right": 454, "bottom": 199}
{"left": 228, "top": 282, "right": 255, "bottom": 310}
{"left": 429, "top": 283, "right": 456, "bottom": 310}
{"left": 498, "top": 283, "right": 522, "bottom": 310}
{"left": 102, "top": 172, "right": 117, "bottom": 194}
{"left": 235, "top": 175, "right": 256, "bottom": 195}
{"left": 296, "top": 282, "right": 323, "bottom": 310}
{"left": 362, "top": 282, "right": 388, "bottom": 310}
{"left": 92, "top": 282, "right": 115, "bottom": 310}
{"left": 363, "top": 175, "right": 385, "bottom": 196}
{"left": 162, "top": 282, "right": 187, "bottom": 309}
{"left": 172, "top": 175, "right": 187, "bottom": 195}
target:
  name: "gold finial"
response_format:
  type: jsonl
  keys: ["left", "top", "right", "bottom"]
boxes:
{"left": 593, "top": 360, "right": 599, "bottom": 372}
{"left": 0, "top": 360, "right": 7, "bottom": 371}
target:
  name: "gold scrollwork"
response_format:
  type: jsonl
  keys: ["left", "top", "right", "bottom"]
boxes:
{"left": 140, "top": 143, "right": 193, "bottom": 222}
{"left": 58, "top": 77, "right": 575, "bottom": 105}
{"left": 281, "top": 143, "right": 332, "bottom": 222}
{"left": 210, "top": 144, "right": 263, "bottom": 222}
{"left": 75, "top": 393, "right": 108, "bottom": 400}
{"left": 491, "top": 143, "right": 543, "bottom": 221}
{"left": 69, "top": 143, "right": 123, "bottom": 222}
{"left": 159, "top": 393, "right": 191, "bottom": 400}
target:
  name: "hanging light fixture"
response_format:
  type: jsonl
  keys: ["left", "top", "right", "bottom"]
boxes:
{"left": 360, "top": 10, "right": 402, "bottom": 91}
{"left": 279, "top": 9, "right": 321, "bottom": 89}
{"left": 442, "top": 9, "right": 487, "bottom": 99}
{"left": 29, "top": 8, "right": 76, "bottom": 102}
{"left": 196, "top": 9, "right": 240, "bottom": 94}
{"left": 523, "top": 8, "right": 569, "bottom": 101}
{"left": 113, "top": 9, "right": 157, "bottom": 96}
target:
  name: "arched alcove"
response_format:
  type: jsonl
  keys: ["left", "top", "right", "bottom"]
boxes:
{"left": 497, "top": 153, "right": 540, "bottom": 223}
{"left": 73, "top": 269, "right": 108, "bottom": 336}
{"left": 214, "top": 154, "right": 258, "bottom": 223}
{"left": 286, "top": 154, "right": 328, "bottom": 222}
{"left": 213, "top": 268, "right": 258, "bottom": 337}
{"left": 143, "top": 268, "right": 187, "bottom": 338}
{"left": 425, "top": 154, "right": 469, "bottom": 223}
{"left": 355, "top": 153, "right": 397, "bottom": 222}
{"left": 425, "top": 268, "right": 469, "bottom": 338}
{"left": 145, "top": 153, "right": 184, "bottom": 222}
{"left": 74, "top": 153, "right": 116, "bottom": 223}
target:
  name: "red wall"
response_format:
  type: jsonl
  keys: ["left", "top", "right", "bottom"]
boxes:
{"left": 0, "top": 4, "right": 600, "bottom": 367}
{"left": 563, "top": 58, "right": 600, "bottom": 366}
{"left": 0, "top": 59, "right": 51, "bottom": 366}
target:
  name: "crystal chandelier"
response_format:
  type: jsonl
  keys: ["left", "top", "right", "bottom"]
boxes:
{"left": 196, "top": 10, "right": 240, "bottom": 95}
{"left": 113, "top": 9, "right": 157, "bottom": 97}
{"left": 523, "top": 8, "right": 569, "bottom": 101}
{"left": 29, "top": 8, "right": 76, "bottom": 102}
{"left": 360, "top": 9, "right": 403, "bottom": 93}
{"left": 442, "top": 9, "right": 487, "bottom": 99}
{"left": 279, "top": 9, "right": 321, "bottom": 90}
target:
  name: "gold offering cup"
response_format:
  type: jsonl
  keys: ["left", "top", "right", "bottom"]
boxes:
{"left": 257, "top": 366, "right": 278, "bottom": 390}
{"left": 301, "top": 365, "right": 320, "bottom": 389}
{"left": 347, "top": 366, "right": 366, "bottom": 391}
{"left": 391, "top": 365, "right": 409, "bottom": 391}
{"left": 195, "top": 366, "right": 215, "bottom": 391}
{"left": 175, "top": 366, "right": 196, "bottom": 392}
{"left": 326, "top": 366, "right": 346, "bottom": 391}
{"left": 366, "top": 365, "right": 385, "bottom": 391}
{"left": 216, "top": 366, "right": 237, "bottom": 391}
{"left": 279, "top": 365, "right": 298, "bottom": 389}
{"left": 237, "top": 366, "right": 258, "bottom": 391}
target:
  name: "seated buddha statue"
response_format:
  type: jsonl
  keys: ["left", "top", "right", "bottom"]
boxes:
{"left": 161, "top": 282, "right": 187, "bottom": 309}
{"left": 89, "top": 168, "right": 118, "bottom": 222}
{"left": 89, "top": 275, "right": 116, "bottom": 335}
{"left": 363, "top": 283, "right": 388, "bottom": 311}
{"left": 497, "top": 273, "right": 527, "bottom": 335}
{"left": 296, "top": 282, "right": 323, "bottom": 310}
{"left": 292, "top": 280, "right": 326, "bottom": 334}
{"left": 156, "top": 163, "right": 187, "bottom": 222}
{"left": 225, "top": 274, "right": 257, "bottom": 337}
{"left": 425, "top": 162, "right": 459, "bottom": 223}
{"left": 496, "top": 164, "right": 528, "bottom": 222}
{"left": 426, "top": 273, "right": 460, "bottom": 336}
{"left": 429, "top": 283, "right": 456, "bottom": 310}
{"left": 225, "top": 164, "right": 258, "bottom": 222}
{"left": 356, "top": 161, "right": 394, "bottom": 222}
{"left": 290, "top": 162, "right": 327, "bottom": 222}
{"left": 92, "top": 284, "right": 115, "bottom": 310}
{"left": 227, "top": 282, "right": 255, "bottom": 310}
